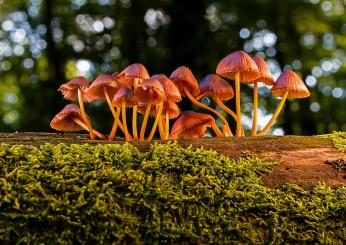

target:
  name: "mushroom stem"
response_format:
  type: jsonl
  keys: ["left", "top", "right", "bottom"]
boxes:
{"left": 77, "top": 89, "right": 95, "bottom": 140}
{"left": 183, "top": 87, "right": 232, "bottom": 137}
{"left": 251, "top": 81, "right": 258, "bottom": 136}
{"left": 103, "top": 86, "right": 129, "bottom": 138}
{"left": 258, "top": 90, "right": 289, "bottom": 136}
{"left": 235, "top": 72, "right": 242, "bottom": 137}
{"left": 147, "top": 102, "right": 163, "bottom": 141}
{"left": 121, "top": 101, "right": 131, "bottom": 141}
{"left": 108, "top": 106, "right": 121, "bottom": 141}
{"left": 132, "top": 78, "right": 140, "bottom": 140}
{"left": 213, "top": 96, "right": 237, "bottom": 121}
{"left": 211, "top": 122, "right": 223, "bottom": 138}
{"left": 165, "top": 112, "right": 170, "bottom": 139}
{"left": 73, "top": 118, "right": 106, "bottom": 140}
{"left": 158, "top": 116, "right": 166, "bottom": 140}
{"left": 140, "top": 102, "right": 152, "bottom": 141}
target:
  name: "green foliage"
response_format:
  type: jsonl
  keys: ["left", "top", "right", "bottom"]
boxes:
{"left": 0, "top": 142, "right": 345, "bottom": 243}
{"left": 319, "top": 131, "right": 346, "bottom": 152}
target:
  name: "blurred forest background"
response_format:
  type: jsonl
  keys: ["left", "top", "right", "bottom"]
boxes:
{"left": 0, "top": 0, "right": 345, "bottom": 135}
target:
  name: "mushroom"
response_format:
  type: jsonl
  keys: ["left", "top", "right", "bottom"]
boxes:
{"left": 197, "top": 74, "right": 236, "bottom": 136}
{"left": 257, "top": 70, "right": 310, "bottom": 136}
{"left": 58, "top": 76, "right": 95, "bottom": 139}
{"left": 151, "top": 74, "right": 182, "bottom": 139}
{"left": 251, "top": 56, "right": 274, "bottom": 136}
{"left": 111, "top": 85, "right": 137, "bottom": 141}
{"left": 170, "top": 66, "right": 232, "bottom": 137}
{"left": 118, "top": 63, "right": 150, "bottom": 140}
{"left": 86, "top": 74, "right": 128, "bottom": 140}
{"left": 216, "top": 50, "right": 259, "bottom": 136}
{"left": 50, "top": 104, "right": 106, "bottom": 139}
{"left": 136, "top": 78, "right": 166, "bottom": 141}
{"left": 170, "top": 111, "right": 223, "bottom": 139}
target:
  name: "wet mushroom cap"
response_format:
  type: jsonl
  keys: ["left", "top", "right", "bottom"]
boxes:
{"left": 87, "top": 74, "right": 119, "bottom": 101}
{"left": 50, "top": 104, "right": 86, "bottom": 131}
{"left": 170, "top": 111, "right": 215, "bottom": 139}
{"left": 120, "top": 63, "right": 150, "bottom": 81}
{"left": 58, "top": 76, "right": 90, "bottom": 101}
{"left": 199, "top": 74, "right": 234, "bottom": 101}
{"left": 216, "top": 50, "right": 259, "bottom": 83}
{"left": 111, "top": 85, "right": 138, "bottom": 108}
{"left": 138, "top": 102, "right": 181, "bottom": 119}
{"left": 170, "top": 66, "right": 200, "bottom": 97}
{"left": 252, "top": 56, "right": 274, "bottom": 85}
{"left": 151, "top": 74, "right": 182, "bottom": 102}
{"left": 271, "top": 70, "right": 310, "bottom": 98}
{"left": 136, "top": 78, "right": 166, "bottom": 104}
{"left": 112, "top": 71, "right": 134, "bottom": 87}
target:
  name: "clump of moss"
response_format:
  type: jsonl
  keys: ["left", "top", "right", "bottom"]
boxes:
{"left": 319, "top": 131, "right": 346, "bottom": 152}
{"left": 0, "top": 142, "right": 345, "bottom": 244}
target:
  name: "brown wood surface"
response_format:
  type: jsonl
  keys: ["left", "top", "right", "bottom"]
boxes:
{"left": 1, "top": 132, "right": 345, "bottom": 189}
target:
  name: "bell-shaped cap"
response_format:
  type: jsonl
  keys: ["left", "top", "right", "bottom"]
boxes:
{"left": 216, "top": 50, "right": 259, "bottom": 83}
{"left": 170, "top": 66, "right": 200, "bottom": 97}
{"left": 252, "top": 56, "right": 274, "bottom": 85}
{"left": 170, "top": 111, "right": 215, "bottom": 139}
{"left": 111, "top": 85, "right": 138, "bottom": 108}
{"left": 120, "top": 63, "right": 150, "bottom": 81}
{"left": 271, "top": 70, "right": 310, "bottom": 98}
{"left": 199, "top": 74, "right": 234, "bottom": 101}
{"left": 151, "top": 74, "right": 182, "bottom": 103}
{"left": 136, "top": 78, "right": 166, "bottom": 104}
{"left": 50, "top": 104, "right": 87, "bottom": 131}
{"left": 58, "top": 76, "right": 90, "bottom": 101}
{"left": 138, "top": 102, "right": 181, "bottom": 119}
{"left": 87, "top": 75, "right": 119, "bottom": 101}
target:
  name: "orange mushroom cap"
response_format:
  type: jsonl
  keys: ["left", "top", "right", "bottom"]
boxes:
{"left": 151, "top": 74, "right": 182, "bottom": 103}
{"left": 271, "top": 70, "right": 310, "bottom": 98}
{"left": 169, "top": 66, "right": 200, "bottom": 97}
{"left": 58, "top": 76, "right": 90, "bottom": 102}
{"left": 136, "top": 78, "right": 166, "bottom": 104}
{"left": 86, "top": 74, "right": 119, "bottom": 101}
{"left": 138, "top": 102, "right": 181, "bottom": 119}
{"left": 252, "top": 56, "right": 274, "bottom": 85}
{"left": 216, "top": 50, "right": 259, "bottom": 83}
{"left": 119, "top": 63, "right": 150, "bottom": 84}
{"left": 111, "top": 85, "right": 138, "bottom": 108}
{"left": 199, "top": 74, "right": 234, "bottom": 101}
{"left": 50, "top": 104, "right": 88, "bottom": 131}
{"left": 170, "top": 111, "right": 215, "bottom": 139}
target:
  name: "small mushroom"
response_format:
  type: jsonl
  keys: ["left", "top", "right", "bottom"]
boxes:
{"left": 216, "top": 50, "right": 259, "bottom": 136}
{"left": 197, "top": 74, "right": 236, "bottom": 136}
{"left": 251, "top": 56, "right": 274, "bottom": 136}
{"left": 86, "top": 74, "right": 128, "bottom": 140}
{"left": 111, "top": 85, "right": 137, "bottom": 141}
{"left": 58, "top": 76, "right": 95, "bottom": 139}
{"left": 50, "top": 104, "right": 105, "bottom": 139}
{"left": 170, "top": 111, "right": 222, "bottom": 139}
{"left": 257, "top": 70, "right": 310, "bottom": 136}
{"left": 170, "top": 66, "right": 232, "bottom": 137}
{"left": 118, "top": 63, "right": 150, "bottom": 140}
{"left": 136, "top": 78, "right": 166, "bottom": 141}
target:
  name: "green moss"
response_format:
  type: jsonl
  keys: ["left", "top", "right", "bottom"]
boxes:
{"left": 319, "top": 131, "right": 346, "bottom": 152}
{"left": 0, "top": 142, "right": 345, "bottom": 244}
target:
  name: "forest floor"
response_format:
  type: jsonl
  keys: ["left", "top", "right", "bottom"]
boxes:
{"left": 0, "top": 132, "right": 345, "bottom": 189}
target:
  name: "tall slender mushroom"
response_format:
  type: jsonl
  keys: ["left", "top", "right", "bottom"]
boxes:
{"left": 251, "top": 56, "right": 274, "bottom": 136}
{"left": 111, "top": 85, "right": 137, "bottom": 141}
{"left": 258, "top": 70, "right": 310, "bottom": 136}
{"left": 216, "top": 50, "right": 259, "bottom": 136}
{"left": 117, "top": 63, "right": 150, "bottom": 140}
{"left": 50, "top": 104, "right": 106, "bottom": 139}
{"left": 170, "top": 66, "right": 232, "bottom": 136}
{"left": 136, "top": 78, "right": 166, "bottom": 141}
{"left": 151, "top": 74, "right": 182, "bottom": 139}
{"left": 170, "top": 111, "right": 223, "bottom": 139}
{"left": 197, "top": 74, "right": 236, "bottom": 136}
{"left": 58, "top": 76, "right": 95, "bottom": 139}
{"left": 86, "top": 74, "right": 128, "bottom": 140}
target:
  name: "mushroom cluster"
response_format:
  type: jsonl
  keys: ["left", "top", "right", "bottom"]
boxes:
{"left": 50, "top": 50, "right": 310, "bottom": 140}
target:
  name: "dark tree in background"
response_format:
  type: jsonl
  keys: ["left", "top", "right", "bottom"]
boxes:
{"left": 0, "top": 0, "right": 345, "bottom": 135}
